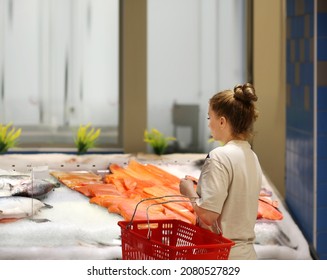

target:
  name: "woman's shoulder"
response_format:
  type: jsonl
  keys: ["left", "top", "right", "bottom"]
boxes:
{"left": 208, "top": 145, "right": 230, "bottom": 161}
{"left": 209, "top": 140, "right": 252, "bottom": 159}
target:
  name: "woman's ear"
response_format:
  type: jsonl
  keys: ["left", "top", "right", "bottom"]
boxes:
{"left": 219, "top": 116, "right": 227, "bottom": 127}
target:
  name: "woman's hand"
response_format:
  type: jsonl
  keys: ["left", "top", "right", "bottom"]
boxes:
{"left": 179, "top": 178, "right": 198, "bottom": 198}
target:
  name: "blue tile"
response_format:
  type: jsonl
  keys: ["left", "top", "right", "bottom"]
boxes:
{"left": 317, "top": 182, "right": 327, "bottom": 208}
{"left": 317, "top": 135, "right": 327, "bottom": 159}
{"left": 307, "top": 62, "right": 314, "bottom": 87}
{"left": 286, "top": 122, "right": 315, "bottom": 244}
{"left": 304, "top": 0, "right": 314, "bottom": 14}
{"left": 301, "top": 63, "right": 312, "bottom": 86}
{"left": 296, "top": 85, "right": 305, "bottom": 107}
{"left": 318, "top": 38, "right": 327, "bottom": 60}
{"left": 305, "top": 62, "right": 314, "bottom": 86}
{"left": 318, "top": 87, "right": 327, "bottom": 110}
{"left": 317, "top": 111, "right": 327, "bottom": 134}
{"left": 317, "top": 159, "right": 327, "bottom": 184}
{"left": 304, "top": 38, "right": 312, "bottom": 62}
{"left": 300, "top": 63, "right": 307, "bottom": 84}
{"left": 288, "top": 85, "right": 314, "bottom": 132}
{"left": 308, "top": 133, "right": 314, "bottom": 156}
{"left": 292, "top": 61, "right": 313, "bottom": 87}
{"left": 309, "top": 14, "right": 314, "bottom": 37}
{"left": 286, "top": 194, "right": 313, "bottom": 242}
{"left": 303, "top": 111, "right": 314, "bottom": 132}
{"left": 292, "top": 63, "right": 298, "bottom": 86}
{"left": 291, "top": 20, "right": 298, "bottom": 39}
{"left": 287, "top": 0, "right": 296, "bottom": 17}
{"left": 289, "top": 84, "right": 300, "bottom": 106}
{"left": 305, "top": 85, "right": 314, "bottom": 112}
{"left": 318, "top": 13, "right": 327, "bottom": 37}
{"left": 287, "top": 41, "right": 291, "bottom": 61}
{"left": 287, "top": 61, "right": 294, "bottom": 83}
{"left": 286, "top": 151, "right": 314, "bottom": 229}
{"left": 298, "top": 85, "right": 305, "bottom": 106}
{"left": 308, "top": 72, "right": 314, "bottom": 87}
{"left": 286, "top": 110, "right": 291, "bottom": 127}
{"left": 295, "top": 40, "right": 300, "bottom": 61}
{"left": 286, "top": 111, "right": 292, "bottom": 127}
{"left": 317, "top": 230, "right": 327, "bottom": 257}
{"left": 291, "top": 16, "right": 305, "bottom": 38}
{"left": 304, "top": 131, "right": 314, "bottom": 156}
{"left": 286, "top": 130, "right": 314, "bottom": 155}
{"left": 303, "top": 206, "right": 314, "bottom": 236}
{"left": 303, "top": 156, "right": 314, "bottom": 181}
{"left": 317, "top": 208, "right": 327, "bottom": 232}
{"left": 291, "top": 110, "right": 302, "bottom": 129}
{"left": 298, "top": 16, "right": 305, "bottom": 37}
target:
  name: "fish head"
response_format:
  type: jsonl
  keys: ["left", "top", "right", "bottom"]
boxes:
{"left": 9, "top": 180, "right": 34, "bottom": 197}
{"left": 0, "top": 175, "right": 31, "bottom": 186}
{"left": 11, "top": 179, "right": 56, "bottom": 199}
{"left": 0, "top": 182, "right": 13, "bottom": 193}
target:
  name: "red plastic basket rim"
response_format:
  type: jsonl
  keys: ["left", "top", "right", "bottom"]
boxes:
{"left": 118, "top": 219, "right": 235, "bottom": 250}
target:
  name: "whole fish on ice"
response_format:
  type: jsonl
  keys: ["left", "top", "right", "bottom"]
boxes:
{"left": 0, "top": 196, "right": 51, "bottom": 223}
{"left": 0, "top": 175, "right": 29, "bottom": 196}
{"left": 0, "top": 175, "right": 57, "bottom": 199}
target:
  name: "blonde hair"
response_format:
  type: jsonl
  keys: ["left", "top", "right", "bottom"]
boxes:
{"left": 209, "top": 83, "right": 259, "bottom": 139}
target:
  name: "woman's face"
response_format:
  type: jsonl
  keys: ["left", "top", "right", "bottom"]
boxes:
{"left": 207, "top": 106, "right": 221, "bottom": 141}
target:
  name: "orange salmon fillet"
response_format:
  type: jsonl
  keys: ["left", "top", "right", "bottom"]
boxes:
{"left": 143, "top": 186, "right": 193, "bottom": 212}
{"left": 257, "top": 198, "right": 283, "bottom": 220}
{"left": 50, "top": 171, "right": 102, "bottom": 188}
{"left": 90, "top": 195, "right": 126, "bottom": 214}
{"left": 77, "top": 183, "right": 121, "bottom": 197}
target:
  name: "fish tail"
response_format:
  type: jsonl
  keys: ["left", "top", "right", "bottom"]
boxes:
{"left": 30, "top": 218, "right": 51, "bottom": 223}
{"left": 43, "top": 203, "right": 53, "bottom": 209}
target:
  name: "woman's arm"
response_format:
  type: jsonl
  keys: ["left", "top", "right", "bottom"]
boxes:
{"left": 179, "top": 178, "right": 220, "bottom": 226}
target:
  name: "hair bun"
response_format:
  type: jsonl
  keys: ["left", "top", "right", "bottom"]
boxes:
{"left": 233, "top": 83, "right": 258, "bottom": 104}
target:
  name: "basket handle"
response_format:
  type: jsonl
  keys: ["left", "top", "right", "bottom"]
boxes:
{"left": 139, "top": 196, "right": 223, "bottom": 239}
{"left": 144, "top": 199, "right": 196, "bottom": 239}
{"left": 127, "top": 195, "right": 197, "bottom": 233}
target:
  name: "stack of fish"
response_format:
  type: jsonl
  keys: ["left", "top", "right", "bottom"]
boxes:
{"left": 51, "top": 160, "right": 196, "bottom": 224}
{"left": 51, "top": 159, "right": 284, "bottom": 223}
{"left": 0, "top": 174, "right": 57, "bottom": 223}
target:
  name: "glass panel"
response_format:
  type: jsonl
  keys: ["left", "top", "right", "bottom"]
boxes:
{"left": 0, "top": 0, "right": 120, "bottom": 150}
{"left": 147, "top": 0, "right": 248, "bottom": 153}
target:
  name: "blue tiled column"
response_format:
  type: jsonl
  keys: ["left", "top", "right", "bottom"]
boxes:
{"left": 286, "top": 0, "right": 327, "bottom": 259}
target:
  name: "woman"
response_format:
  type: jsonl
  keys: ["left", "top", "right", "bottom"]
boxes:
{"left": 180, "top": 83, "right": 262, "bottom": 260}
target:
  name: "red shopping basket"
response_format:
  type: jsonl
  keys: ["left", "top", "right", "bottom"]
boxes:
{"left": 117, "top": 196, "right": 235, "bottom": 260}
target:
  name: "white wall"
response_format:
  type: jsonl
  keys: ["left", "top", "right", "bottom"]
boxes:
{"left": 0, "top": 0, "right": 119, "bottom": 146}
{"left": 147, "top": 0, "right": 247, "bottom": 153}
{"left": 1, "top": 0, "right": 40, "bottom": 124}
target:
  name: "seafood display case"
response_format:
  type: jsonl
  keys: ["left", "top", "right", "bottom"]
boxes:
{"left": 0, "top": 153, "right": 312, "bottom": 260}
